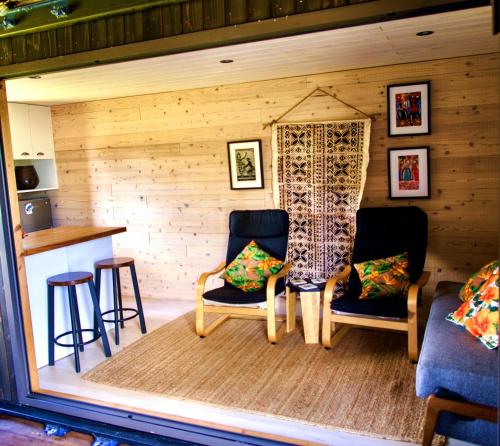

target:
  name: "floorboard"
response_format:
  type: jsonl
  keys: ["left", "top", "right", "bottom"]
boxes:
{"left": 0, "top": 414, "right": 94, "bottom": 446}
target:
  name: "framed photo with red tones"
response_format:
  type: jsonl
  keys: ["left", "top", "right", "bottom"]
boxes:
{"left": 388, "top": 147, "right": 430, "bottom": 199}
{"left": 387, "top": 81, "right": 430, "bottom": 136}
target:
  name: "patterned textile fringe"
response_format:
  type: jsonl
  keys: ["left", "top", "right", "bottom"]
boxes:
{"left": 272, "top": 120, "right": 371, "bottom": 279}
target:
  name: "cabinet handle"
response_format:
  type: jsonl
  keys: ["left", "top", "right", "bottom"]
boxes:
{"left": 36, "top": 152, "right": 45, "bottom": 156}
{"left": 21, "top": 152, "right": 30, "bottom": 156}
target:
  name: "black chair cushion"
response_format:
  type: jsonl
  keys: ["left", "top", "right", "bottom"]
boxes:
{"left": 347, "top": 206, "right": 428, "bottom": 300}
{"left": 331, "top": 293, "right": 408, "bottom": 318}
{"left": 204, "top": 281, "right": 286, "bottom": 305}
{"left": 225, "top": 209, "right": 289, "bottom": 266}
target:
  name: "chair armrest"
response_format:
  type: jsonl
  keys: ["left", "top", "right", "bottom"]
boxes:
{"left": 324, "top": 265, "right": 352, "bottom": 305}
{"left": 266, "top": 262, "right": 292, "bottom": 296}
{"left": 408, "top": 270, "right": 431, "bottom": 312}
{"left": 196, "top": 261, "right": 226, "bottom": 301}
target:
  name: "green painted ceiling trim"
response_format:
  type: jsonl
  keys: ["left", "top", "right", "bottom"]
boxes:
{"left": 0, "top": 0, "right": 187, "bottom": 38}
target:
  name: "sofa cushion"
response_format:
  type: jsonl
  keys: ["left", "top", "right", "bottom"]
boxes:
{"left": 447, "top": 269, "right": 499, "bottom": 349}
{"left": 459, "top": 259, "right": 498, "bottom": 302}
{"left": 416, "top": 281, "right": 499, "bottom": 408}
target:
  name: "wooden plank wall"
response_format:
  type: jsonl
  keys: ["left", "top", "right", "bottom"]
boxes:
{"left": 0, "top": 0, "right": 374, "bottom": 66}
{"left": 49, "top": 52, "right": 499, "bottom": 301}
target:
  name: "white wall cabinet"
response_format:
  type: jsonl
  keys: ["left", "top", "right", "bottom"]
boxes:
{"left": 8, "top": 103, "right": 56, "bottom": 160}
{"left": 8, "top": 103, "right": 58, "bottom": 193}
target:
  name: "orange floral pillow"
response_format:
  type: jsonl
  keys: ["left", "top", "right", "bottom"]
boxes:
{"left": 447, "top": 265, "right": 499, "bottom": 349}
{"left": 222, "top": 240, "right": 283, "bottom": 292}
{"left": 354, "top": 253, "right": 410, "bottom": 299}
{"left": 459, "top": 260, "right": 498, "bottom": 301}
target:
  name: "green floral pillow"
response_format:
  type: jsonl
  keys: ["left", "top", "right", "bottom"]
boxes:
{"left": 447, "top": 265, "right": 499, "bottom": 349}
{"left": 459, "top": 260, "right": 498, "bottom": 302}
{"left": 354, "top": 252, "right": 410, "bottom": 300}
{"left": 222, "top": 240, "right": 284, "bottom": 292}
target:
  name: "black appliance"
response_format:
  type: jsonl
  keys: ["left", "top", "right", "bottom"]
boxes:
{"left": 18, "top": 197, "right": 52, "bottom": 233}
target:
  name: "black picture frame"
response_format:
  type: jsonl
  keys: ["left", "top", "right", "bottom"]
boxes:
{"left": 227, "top": 139, "right": 264, "bottom": 190}
{"left": 387, "top": 81, "right": 431, "bottom": 137}
{"left": 387, "top": 146, "right": 431, "bottom": 199}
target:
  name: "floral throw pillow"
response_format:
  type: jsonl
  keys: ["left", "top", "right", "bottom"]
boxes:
{"left": 459, "top": 260, "right": 498, "bottom": 301}
{"left": 354, "top": 252, "right": 411, "bottom": 300}
{"left": 222, "top": 240, "right": 284, "bottom": 292}
{"left": 447, "top": 265, "right": 499, "bottom": 349}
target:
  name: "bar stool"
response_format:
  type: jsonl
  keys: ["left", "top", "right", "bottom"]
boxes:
{"left": 94, "top": 257, "right": 147, "bottom": 346}
{"left": 47, "top": 271, "right": 111, "bottom": 373}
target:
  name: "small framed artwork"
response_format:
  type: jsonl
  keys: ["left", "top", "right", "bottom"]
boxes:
{"left": 388, "top": 147, "right": 430, "bottom": 199}
{"left": 387, "top": 81, "right": 430, "bottom": 136}
{"left": 227, "top": 139, "right": 264, "bottom": 190}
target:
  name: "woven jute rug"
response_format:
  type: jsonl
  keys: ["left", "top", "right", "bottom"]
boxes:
{"left": 84, "top": 312, "right": 434, "bottom": 443}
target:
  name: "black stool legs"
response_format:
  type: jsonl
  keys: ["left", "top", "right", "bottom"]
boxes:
{"left": 112, "top": 269, "right": 121, "bottom": 345}
{"left": 48, "top": 284, "right": 55, "bottom": 366}
{"left": 130, "top": 264, "right": 147, "bottom": 334}
{"left": 87, "top": 281, "right": 111, "bottom": 359}
{"left": 48, "top": 274, "right": 111, "bottom": 374}
{"left": 67, "top": 286, "right": 81, "bottom": 372}
{"left": 95, "top": 259, "right": 147, "bottom": 346}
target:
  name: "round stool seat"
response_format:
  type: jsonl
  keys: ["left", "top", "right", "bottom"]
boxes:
{"left": 95, "top": 257, "right": 134, "bottom": 269}
{"left": 47, "top": 271, "right": 93, "bottom": 287}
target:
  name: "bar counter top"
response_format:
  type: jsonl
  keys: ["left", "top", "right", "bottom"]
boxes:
{"left": 22, "top": 226, "right": 126, "bottom": 256}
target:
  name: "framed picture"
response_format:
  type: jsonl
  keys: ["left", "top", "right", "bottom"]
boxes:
{"left": 387, "top": 81, "right": 430, "bottom": 136}
{"left": 388, "top": 147, "right": 430, "bottom": 199}
{"left": 227, "top": 140, "right": 264, "bottom": 190}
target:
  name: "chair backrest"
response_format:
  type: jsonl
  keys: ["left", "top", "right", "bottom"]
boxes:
{"left": 226, "top": 210, "right": 289, "bottom": 265}
{"left": 348, "top": 206, "right": 428, "bottom": 297}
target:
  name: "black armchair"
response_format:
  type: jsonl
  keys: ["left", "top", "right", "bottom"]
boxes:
{"left": 196, "top": 210, "right": 295, "bottom": 343}
{"left": 322, "top": 206, "right": 430, "bottom": 361}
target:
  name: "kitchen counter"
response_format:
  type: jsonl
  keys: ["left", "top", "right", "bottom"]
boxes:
{"left": 23, "top": 226, "right": 126, "bottom": 256}
{"left": 23, "top": 226, "right": 126, "bottom": 368}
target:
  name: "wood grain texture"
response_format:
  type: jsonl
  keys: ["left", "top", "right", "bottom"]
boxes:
{"left": 182, "top": 0, "right": 204, "bottom": 33}
{"left": 0, "top": 81, "right": 39, "bottom": 391}
{"left": 0, "top": 415, "right": 93, "bottom": 446}
{"left": 161, "top": 3, "right": 183, "bottom": 37}
{"left": 299, "top": 291, "right": 321, "bottom": 344}
{"left": 22, "top": 226, "right": 126, "bottom": 256}
{"left": 48, "top": 53, "right": 499, "bottom": 302}
{"left": 142, "top": 7, "right": 163, "bottom": 41}
{"left": 0, "top": 38, "right": 13, "bottom": 66}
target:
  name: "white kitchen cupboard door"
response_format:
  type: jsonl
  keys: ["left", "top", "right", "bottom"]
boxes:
{"left": 8, "top": 103, "right": 33, "bottom": 160}
{"left": 28, "top": 105, "right": 55, "bottom": 159}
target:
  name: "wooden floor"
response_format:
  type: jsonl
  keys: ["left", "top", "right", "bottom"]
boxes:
{"left": 0, "top": 414, "right": 95, "bottom": 446}
{"left": 36, "top": 297, "right": 473, "bottom": 446}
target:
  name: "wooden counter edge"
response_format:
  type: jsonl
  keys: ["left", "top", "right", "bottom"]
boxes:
{"left": 23, "top": 226, "right": 127, "bottom": 256}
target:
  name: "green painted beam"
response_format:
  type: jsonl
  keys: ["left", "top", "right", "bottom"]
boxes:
{"left": 0, "top": 0, "right": 187, "bottom": 38}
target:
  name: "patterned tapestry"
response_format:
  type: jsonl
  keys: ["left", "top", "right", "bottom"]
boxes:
{"left": 272, "top": 120, "right": 371, "bottom": 279}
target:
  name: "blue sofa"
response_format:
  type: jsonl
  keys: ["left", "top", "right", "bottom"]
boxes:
{"left": 416, "top": 281, "right": 499, "bottom": 446}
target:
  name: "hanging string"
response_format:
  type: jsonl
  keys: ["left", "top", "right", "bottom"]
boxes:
{"left": 262, "top": 87, "right": 375, "bottom": 129}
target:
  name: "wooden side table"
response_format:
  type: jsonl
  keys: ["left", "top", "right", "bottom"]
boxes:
{"left": 287, "top": 279, "right": 327, "bottom": 344}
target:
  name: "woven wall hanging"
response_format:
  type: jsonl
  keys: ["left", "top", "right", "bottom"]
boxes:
{"left": 272, "top": 119, "right": 371, "bottom": 279}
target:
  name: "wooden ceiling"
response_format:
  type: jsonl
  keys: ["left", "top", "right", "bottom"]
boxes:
{"left": 6, "top": 6, "right": 499, "bottom": 105}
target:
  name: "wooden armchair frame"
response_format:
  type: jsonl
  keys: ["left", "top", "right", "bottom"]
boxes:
{"left": 321, "top": 266, "right": 430, "bottom": 361}
{"left": 422, "top": 394, "right": 498, "bottom": 446}
{"left": 195, "top": 262, "right": 295, "bottom": 343}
